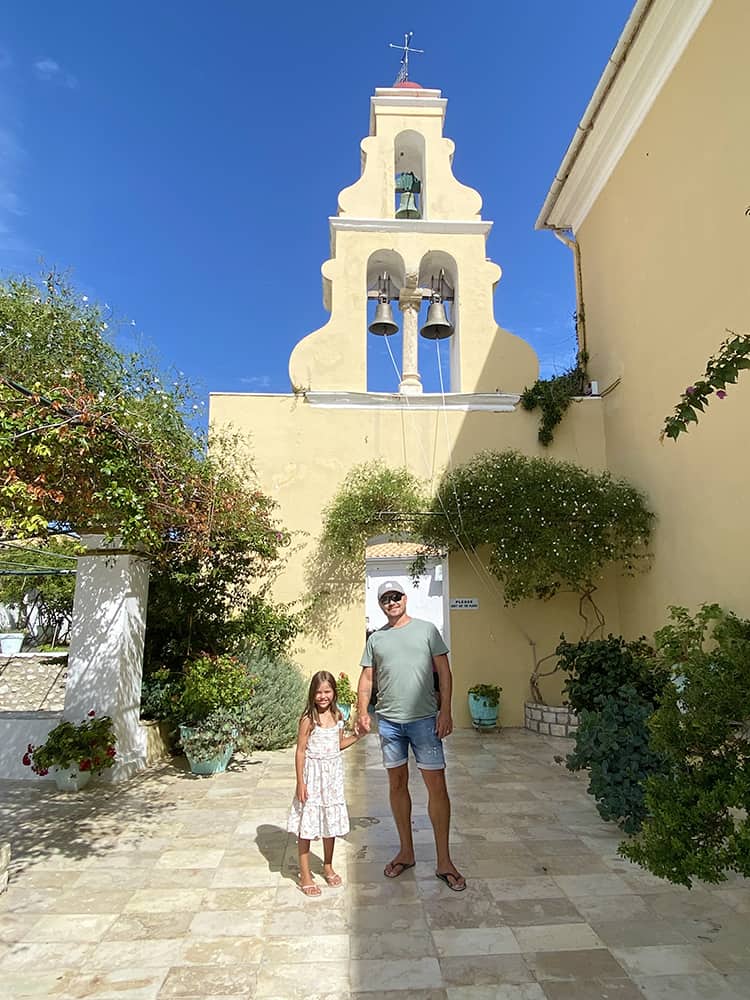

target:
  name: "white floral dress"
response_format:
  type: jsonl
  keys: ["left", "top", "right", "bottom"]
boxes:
{"left": 287, "top": 720, "right": 350, "bottom": 840}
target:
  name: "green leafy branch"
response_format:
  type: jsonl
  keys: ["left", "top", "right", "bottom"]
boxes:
{"left": 520, "top": 351, "right": 589, "bottom": 446}
{"left": 661, "top": 330, "right": 750, "bottom": 441}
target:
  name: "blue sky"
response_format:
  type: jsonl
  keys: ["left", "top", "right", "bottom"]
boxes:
{"left": 0, "top": 1, "right": 634, "bottom": 399}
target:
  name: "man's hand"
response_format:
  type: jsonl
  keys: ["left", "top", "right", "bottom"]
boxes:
{"left": 435, "top": 710, "right": 453, "bottom": 739}
{"left": 356, "top": 713, "right": 372, "bottom": 736}
{"left": 296, "top": 782, "right": 308, "bottom": 803}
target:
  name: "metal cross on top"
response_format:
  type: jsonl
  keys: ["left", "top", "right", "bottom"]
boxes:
{"left": 389, "top": 31, "right": 424, "bottom": 85}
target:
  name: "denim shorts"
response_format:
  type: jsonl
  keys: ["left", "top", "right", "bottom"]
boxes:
{"left": 377, "top": 714, "right": 446, "bottom": 771}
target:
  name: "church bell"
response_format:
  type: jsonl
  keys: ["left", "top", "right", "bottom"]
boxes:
{"left": 420, "top": 297, "right": 454, "bottom": 340}
{"left": 395, "top": 192, "right": 421, "bottom": 219}
{"left": 368, "top": 296, "right": 399, "bottom": 336}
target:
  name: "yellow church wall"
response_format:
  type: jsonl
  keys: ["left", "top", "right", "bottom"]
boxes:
{"left": 576, "top": 0, "right": 750, "bottom": 636}
{"left": 210, "top": 390, "right": 618, "bottom": 727}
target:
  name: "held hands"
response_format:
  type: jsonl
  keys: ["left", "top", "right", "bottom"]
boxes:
{"left": 296, "top": 782, "right": 308, "bottom": 803}
{"left": 435, "top": 709, "right": 453, "bottom": 739}
{"left": 354, "top": 713, "right": 372, "bottom": 737}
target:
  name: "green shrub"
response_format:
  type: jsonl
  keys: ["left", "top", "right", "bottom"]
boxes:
{"left": 237, "top": 647, "right": 307, "bottom": 750}
{"left": 179, "top": 654, "right": 256, "bottom": 726}
{"left": 180, "top": 705, "right": 254, "bottom": 760}
{"left": 567, "top": 689, "right": 665, "bottom": 833}
{"left": 140, "top": 667, "right": 184, "bottom": 727}
{"left": 559, "top": 635, "right": 668, "bottom": 833}
{"left": 621, "top": 605, "right": 750, "bottom": 886}
{"left": 560, "top": 635, "right": 666, "bottom": 713}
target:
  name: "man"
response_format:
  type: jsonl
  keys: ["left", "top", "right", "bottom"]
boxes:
{"left": 356, "top": 580, "right": 466, "bottom": 891}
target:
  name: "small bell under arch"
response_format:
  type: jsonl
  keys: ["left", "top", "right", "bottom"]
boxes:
{"left": 369, "top": 296, "right": 398, "bottom": 336}
{"left": 420, "top": 294, "right": 454, "bottom": 340}
{"left": 368, "top": 273, "right": 399, "bottom": 336}
{"left": 395, "top": 171, "right": 422, "bottom": 220}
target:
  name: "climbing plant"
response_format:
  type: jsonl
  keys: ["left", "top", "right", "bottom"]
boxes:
{"left": 319, "top": 451, "right": 653, "bottom": 696}
{"left": 420, "top": 450, "right": 653, "bottom": 604}
{"left": 320, "top": 461, "right": 426, "bottom": 561}
{"left": 520, "top": 351, "right": 589, "bottom": 446}
{"left": 661, "top": 330, "right": 750, "bottom": 441}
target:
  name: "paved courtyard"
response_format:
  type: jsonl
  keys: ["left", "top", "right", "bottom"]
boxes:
{"left": 1, "top": 727, "right": 749, "bottom": 999}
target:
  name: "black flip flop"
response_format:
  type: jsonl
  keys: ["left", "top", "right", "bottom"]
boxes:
{"left": 384, "top": 861, "right": 416, "bottom": 879}
{"left": 436, "top": 871, "right": 466, "bottom": 892}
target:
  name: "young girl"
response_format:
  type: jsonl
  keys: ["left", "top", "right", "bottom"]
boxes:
{"left": 287, "top": 670, "right": 360, "bottom": 896}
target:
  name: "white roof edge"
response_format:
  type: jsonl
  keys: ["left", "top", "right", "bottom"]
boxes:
{"left": 536, "top": 0, "right": 713, "bottom": 232}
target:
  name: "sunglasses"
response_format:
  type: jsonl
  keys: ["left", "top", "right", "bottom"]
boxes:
{"left": 379, "top": 593, "right": 403, "bottom": 605}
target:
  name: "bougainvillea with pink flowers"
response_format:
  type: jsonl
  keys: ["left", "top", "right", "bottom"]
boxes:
{"left": 661, "top": 330, "right": 750, "bottom": 441}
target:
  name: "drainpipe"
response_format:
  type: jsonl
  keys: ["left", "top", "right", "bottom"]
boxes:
{"left": 552, "top": 229, "right": 586, "bottom": 358}
{"left": 535, "top": 0, "right": 654, "bottom": 230}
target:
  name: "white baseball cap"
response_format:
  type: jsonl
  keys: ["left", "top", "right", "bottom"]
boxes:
{"left": 377, "top": 580, "right": 406, "bottom": 600}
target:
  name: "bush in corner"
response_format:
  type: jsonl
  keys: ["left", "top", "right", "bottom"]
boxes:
{"left": 559, "top": 635, "right": 668, "bottom": 833}
{"left": 238, "top": 647, "right": 307, "bottom": 751}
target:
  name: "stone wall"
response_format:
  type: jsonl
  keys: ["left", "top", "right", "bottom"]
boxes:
{"left": 0, "top": 653, "right": 67, "bottom": 712}
{"left": 524, "top": 700, "right": 578, "bottom": 738}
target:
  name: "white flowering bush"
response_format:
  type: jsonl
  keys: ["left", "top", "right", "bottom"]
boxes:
{"left": 421, "top": 450, "right": 654, "bottom": 604}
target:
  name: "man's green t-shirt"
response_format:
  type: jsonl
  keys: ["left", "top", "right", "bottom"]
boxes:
{"left": 360, "top": 618, "right": 449, "bottom": 723}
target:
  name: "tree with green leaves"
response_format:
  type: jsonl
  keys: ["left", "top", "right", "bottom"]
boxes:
{"left": 0, "top": 535, "right": 80, "bottom": 643}
{"left": 0, "top": 272, "right": 297, "bottom": 665}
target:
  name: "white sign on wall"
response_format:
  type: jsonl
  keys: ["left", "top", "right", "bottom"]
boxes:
{"left": 450, "top": 598, "right": 479, "bottom": 610}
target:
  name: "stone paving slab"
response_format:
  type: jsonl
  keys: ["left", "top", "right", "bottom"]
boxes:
{"left": 1, "top": 729, "right": 750, "bottom": 999}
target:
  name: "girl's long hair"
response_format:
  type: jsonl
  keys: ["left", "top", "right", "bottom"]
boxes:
{"left": 302, "top": 670, "right": 342, "bottom": 726}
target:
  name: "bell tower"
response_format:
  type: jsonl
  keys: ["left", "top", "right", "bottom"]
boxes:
{"left": 288, "top": 72, "right": 537, "bottom": 397}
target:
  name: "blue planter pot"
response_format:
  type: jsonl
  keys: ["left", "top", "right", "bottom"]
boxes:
{"left": 337, "top": 703, "right": 351, "bottom": 722}
{"left": 468, "top": 693, "right": 499, "bottom": 730}
{"left": 179, "top": 725, "right": 234, "bottom": 775}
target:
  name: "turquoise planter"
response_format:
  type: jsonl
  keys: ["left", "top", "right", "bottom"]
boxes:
{"left": 337, "top": 703, "right": 351, "bottom": 722}
{"left": 179, "top": 725, "right": 234, "bottom": 776}
{"left": 468, "top": 693, "right": 499, "bottom": 730}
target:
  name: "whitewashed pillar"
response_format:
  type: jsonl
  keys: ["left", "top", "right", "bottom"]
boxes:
{"left": 398, "top": 288, "right": 423, "bottom": 395}
{"left": 64, "top": 535, "right": 151, "bottom": 781}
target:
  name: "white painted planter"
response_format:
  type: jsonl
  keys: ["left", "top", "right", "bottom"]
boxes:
{"left": 52, "top": 762, "right": 91, "bottom": 792}
{"left": 0, "top": 633, "right": 24, "bottom": 655}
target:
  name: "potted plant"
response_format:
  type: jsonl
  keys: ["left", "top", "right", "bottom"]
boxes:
{"left": 178, "top": 653, "right": 256, "bottom": 775}
{"left": 22, "top": 711, "right": 117, "bottom": 791}
{"left": 335, "top": 671, "right": 357, "bottom": 722}
{"left": 0, "top": 631, "right": 25, "bottom": 655}
{"left": 468, "top": 684, "right": 502, "bottom": 730}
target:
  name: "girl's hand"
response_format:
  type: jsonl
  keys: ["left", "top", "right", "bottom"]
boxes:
{"left": 296, "top": 782, "right": 308, "bottom": 803}
{"left": 356, "top": 713, "right": 371, "bottom": 736}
